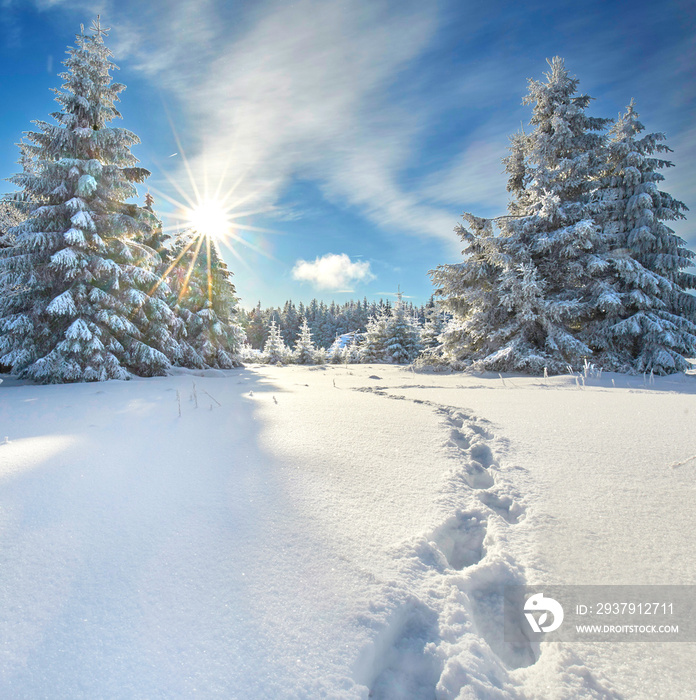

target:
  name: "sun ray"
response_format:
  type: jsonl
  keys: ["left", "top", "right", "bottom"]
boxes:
{"left": 212, "top": 120, "right": 248, "bottom": 195}
{"left": 223, "top": 231, "right": 280, "bottom": 262}
{"left": 219, "top": 171, "right": 254, "bottom": 205}
{"left": 217, "top": 238, "right": 255, "bottom": 273}
{"left": 212, "top": 157, "right": 238, "bottom": 202}
{"left": 163, "top": 105, "right": 202, "bottom": 205}
{"left": 153, "top": 171, "right": 198, "bottom": 211}
{"left": 226, "top": 222, "right": 282, "bottom": 235}
{"left": 202, "top": 155, "right": 210, "bottom": 201}
{"left": 206, "top": 233, "right": 212, "bottom": 308}
{"left": 212, "top": 118, "right": 262, "bottom": 203}
{"left": 150, "top": 159, "right": 203, "bottom": 210}
{"left": 219, "top": 179, "right": 274, "bottom": 213}
{"left": 148, "top": 233, "right": 200, "bottom": 297}
{"left": 227, "top": 206, "right": 279, "bottom": 220}
{"left": 147, "top": 182, "right": 197, "bottom": 213}
{"left": 175, "top": 143, "right": 202, "bottom": 206}
{"left": 177, "top": 232, "right": 205, "bottom": 305}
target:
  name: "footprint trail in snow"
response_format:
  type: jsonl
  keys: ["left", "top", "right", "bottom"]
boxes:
{"left": 352, "top": 385, "right": 615, "bottom": 700}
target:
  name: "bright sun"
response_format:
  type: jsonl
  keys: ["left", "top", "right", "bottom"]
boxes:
{"left": 147, "top": 131, "right": 278, "bottom": 278}
{"left": 186, "top": 200, "right": 231, "bottom": 240}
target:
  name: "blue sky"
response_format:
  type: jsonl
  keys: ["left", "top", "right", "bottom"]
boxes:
{"left": 1, "top": 0, "right": 694, "bottom": 309}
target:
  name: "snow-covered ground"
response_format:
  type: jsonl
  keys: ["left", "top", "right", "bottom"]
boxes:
{"left": 0, "top": 364, "right": 694, "bottom": 699}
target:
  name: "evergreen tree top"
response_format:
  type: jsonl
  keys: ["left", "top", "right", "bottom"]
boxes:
{"left": 49, "top": 17, "right": 126, "bottom": 136}
{"left": 521, "top": 57, "right": 609, "bottom": 168}
{"left": 89, "top": 15, "right": 111, "bottom": 41}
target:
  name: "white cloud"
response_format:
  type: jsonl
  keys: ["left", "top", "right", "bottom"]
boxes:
{"left": 292, "top": 253, "right": 375, "bottom": 290}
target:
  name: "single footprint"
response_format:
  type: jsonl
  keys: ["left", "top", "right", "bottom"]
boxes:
{"left": 462, "top": 461, "right": 495, "bottom": 490}
{"left": 449, "top": 429, "right": 470, "bottom": 450}
{"left": 469, "top": 442, "right": 496, "bottom": 469}
{"left": 477, "top": 491, "right": 525, "bottom": 524}
{"left": 432, "top": 512, "right": 487, "bottom": 570}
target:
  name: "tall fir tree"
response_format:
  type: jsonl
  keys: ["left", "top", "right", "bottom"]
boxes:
{"left": 420, "top": 298, "right": 445, "bottom": 350}
{"left": 292, "top": 316, "right": 318, "bottom": 364}
{"left": 432, "top": 57, "right": 612, "bottom": 373}
{"left": 243, "top": 301, "right": 267, "bottom": 348}
{"left": 282, "top": 300, "right": 300, "bottom": 346}
{"left": 0, "top": 18, "right": 177, "bottom": 382}
{"left": 263, "top": 317, "right": 288, "bottom": 364}
{"left": 383, "top": 292, "right": 423, "bottom": 363}
{"left": 586, "top": 101, "right": 696, "bottom": 373}
{"left": 360, "top": 308, "right": 389, "bottom": 363}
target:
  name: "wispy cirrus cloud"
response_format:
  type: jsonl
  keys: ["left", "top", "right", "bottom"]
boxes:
{"left": 292, "top": 253, "right": 374, "bottom": 291}
{"left": 184, "top": 0, "right": 453, "bottom": 238}
{"left": 100, "top": 0, "right": 467, "bottom": 243}
{"left": 23, "top": 0, "right": 696, "bottom": 260}
{"left": 421, "top": 132, "right": 510, "bottom": 216}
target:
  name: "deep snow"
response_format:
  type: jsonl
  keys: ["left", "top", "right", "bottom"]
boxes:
{"left": 0, "top": 364, "right": 694, "bottom": 699}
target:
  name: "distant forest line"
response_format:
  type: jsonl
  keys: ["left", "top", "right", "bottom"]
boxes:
{"left": 238, "top": 296, "right": 440, "bottom": 349}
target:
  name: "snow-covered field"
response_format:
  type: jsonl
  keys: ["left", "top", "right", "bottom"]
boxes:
{"left": 0, "top": 364, "right": 694, "bottom": 699}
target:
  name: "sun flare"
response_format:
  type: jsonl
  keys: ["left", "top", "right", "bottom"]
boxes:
{"left": 145, "top": 119, "right": 281, "bottom": 300}
{"left": 185, "top": 200, "right": 231, "bottom": 241}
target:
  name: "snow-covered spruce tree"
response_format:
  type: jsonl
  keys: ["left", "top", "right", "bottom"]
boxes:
{"left": 420, "top": 297, "right": 445, "bottom": 350}
{"left": 292, "top": 316, "right": 318, "bottom": 364}
{"left": 432, "top": 57, "right": 612, "bottom": 374}
{"left": 329, "top": 336, "right": 346, "bottom": 364}
{"left": 314, "top": 345, "right": 327, "bottom": 364}
{"left": 0, "top": 19, "right": 178, "bottom": 382}
{"left": 359, "top": 309, "right": 389, "bottom": 363}
{"left": 165, "top": 229, "right": 244, "bottom": 369}
{"left": 585, "top": 101, "right": 696, "bottom": 373}
{"left": 263, "top": 317, "right": 288, "bottom": 364}
{"left": 344, "top": 333, "right": 362, "bottom": 363}
{"left": 242, "top": 301, "right": 267, "bottom": 348}
{"left": 383, "top": 292, "right": 422, "bottom": 363}
{"left": 430, "top": 224, "right": 486, "bottom": 369}
{"left": 282, "top": 300, "right": 300, "bottom": 347}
